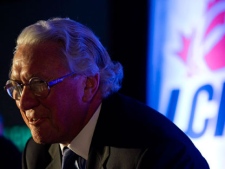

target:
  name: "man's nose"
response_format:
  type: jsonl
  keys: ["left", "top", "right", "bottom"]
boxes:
{"left": 18, "top": 86, "right": 39, "bottom": 111}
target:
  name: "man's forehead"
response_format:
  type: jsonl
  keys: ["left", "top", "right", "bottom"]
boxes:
{"left": 14, "top": 42, "right": 65, "bottom": 62}
{"left": 13, "top": 45, "right": 35, "bottom": 64}
{"left": 11, "top": 45, "right": 40, "bottom": 79}
{"left": 11, "top": 47, "right": 68, "bottom": 78}
{"left": 10, "top": 59, "right": 30, "bottom": 80}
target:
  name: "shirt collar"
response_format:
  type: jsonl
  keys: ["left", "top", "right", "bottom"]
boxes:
{"left": 60, "top": 103, "right": 101, "bottom": 160}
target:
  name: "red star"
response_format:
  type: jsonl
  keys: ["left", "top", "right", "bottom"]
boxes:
{"left": 176, "top": 35, "right": 192, "bottom": 65}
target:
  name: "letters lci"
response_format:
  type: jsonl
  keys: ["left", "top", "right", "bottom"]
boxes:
{"left": 166, "top": 82, "right": 225, "bottom": 138}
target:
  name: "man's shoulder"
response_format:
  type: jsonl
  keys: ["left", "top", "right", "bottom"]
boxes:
{"left": 103, "top": 93, "right": 157, "bottom": 112}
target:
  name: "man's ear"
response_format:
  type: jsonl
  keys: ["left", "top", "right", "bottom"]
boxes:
{"left": 82, "top": 73, "right": 100, "bottom": 102}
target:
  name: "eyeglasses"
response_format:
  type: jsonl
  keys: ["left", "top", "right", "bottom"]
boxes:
{"left": 4, "top": 72, "right": 75, "bottom": 100}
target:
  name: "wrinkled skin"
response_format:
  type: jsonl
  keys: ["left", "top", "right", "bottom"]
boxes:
{"left": 11, "top": 41, "right": 101, "bottom": 145}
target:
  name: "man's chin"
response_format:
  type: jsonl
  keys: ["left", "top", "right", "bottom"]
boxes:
{"left": 31, "top": 132, "right": 51, "bottom": 144}
{"left": 32, "top": 136, "right": 47, "bottom": 144}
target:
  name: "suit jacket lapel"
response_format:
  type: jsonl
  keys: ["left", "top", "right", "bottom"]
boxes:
{"left": 46, "top": 144, "right": 62, "bottom": 169}
{"left": 87, "top": 146, "right": 109, "bottom": 169}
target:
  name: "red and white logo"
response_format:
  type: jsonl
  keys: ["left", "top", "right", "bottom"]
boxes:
{"left": 177, "top": 0, "right": 225, "bottom": 74}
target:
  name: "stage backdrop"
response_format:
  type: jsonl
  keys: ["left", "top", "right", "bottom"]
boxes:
{"left": 147, "top": 0, "right": 225, "bottom": 169}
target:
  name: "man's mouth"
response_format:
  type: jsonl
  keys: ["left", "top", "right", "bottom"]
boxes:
{"left": 29, "top": 118, "right": 42, "bottom": 125}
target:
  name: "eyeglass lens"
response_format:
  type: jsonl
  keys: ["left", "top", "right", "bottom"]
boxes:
{"left": 5, "top": 78, "right": 49, "bottom": 100}
{"left": 5, "top": 80, "right": 23, "bottom": 100}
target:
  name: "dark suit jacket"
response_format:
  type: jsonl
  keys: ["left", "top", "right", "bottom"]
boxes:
{"left": 22, "top": 93, "right": 210, "bottom": 169}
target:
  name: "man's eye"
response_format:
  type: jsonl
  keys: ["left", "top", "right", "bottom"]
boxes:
{"left": 31, "top": 81, "right": 46, "bottom": 86}
{"left": 11, "top": 81, "right": 24, "bottom": 89}
{"left": 17, "top": 83, "right": 24, "bottom": 88}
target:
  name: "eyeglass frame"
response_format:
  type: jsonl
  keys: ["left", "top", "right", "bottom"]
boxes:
{"left": 4, "top": 72, "right": 76, "bottom": 100}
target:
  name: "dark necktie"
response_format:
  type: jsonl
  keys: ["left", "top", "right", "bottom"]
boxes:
{"left": 62, "top": 147, "right": 86, "bottom": 169}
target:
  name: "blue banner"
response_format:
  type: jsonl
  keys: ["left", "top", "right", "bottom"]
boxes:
{"left": 147, "top": 0, "right": 225, "bottom": 168}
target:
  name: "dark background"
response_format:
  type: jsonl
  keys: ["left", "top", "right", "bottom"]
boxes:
{"left": 0, "top": 0, "right": 150, "bottom": 141}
